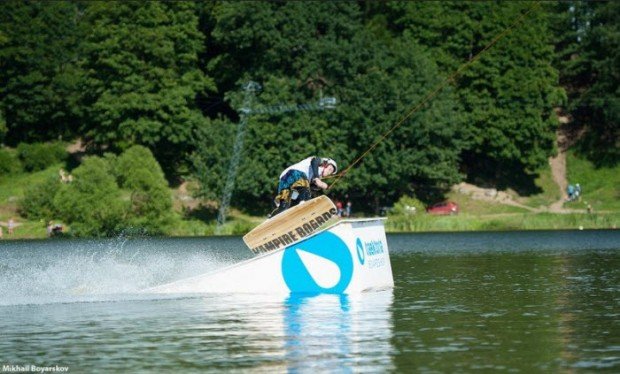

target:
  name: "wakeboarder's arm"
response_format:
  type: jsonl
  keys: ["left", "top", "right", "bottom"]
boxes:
{"left": 310, "top": 156, "right": 328, "bottom": 189}
{"left": 314, "top": 179, "right": 328, "bottom": 190}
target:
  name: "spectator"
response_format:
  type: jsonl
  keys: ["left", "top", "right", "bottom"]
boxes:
{"left": 0, "top": 225, "right": 3, "bottom": 239}
{"left": 566, "top": 184, "right": 575, "bottom": 201}
{"left": 47, "top": 221, "right": 53, "bottom": 237}
{"left": 52, "top": 223, "right": 64, "bottom": 236}
{"left": 336, "top": 200, "right": 343, "bottom": 217}
{"left": 7, "top": 217, "right": 15, "bottom": 235}
{"left": 575, "top": 183, "right": 582, "bottom": 201}
{"left": 345, "top": 200, "right": 352, "bottom": 217}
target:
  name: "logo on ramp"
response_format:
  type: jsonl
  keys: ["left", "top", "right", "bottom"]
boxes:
{"left": 356, "top": 238, "right": 365, "bottom": 265}
{"left": 282, "top": 231, "right": 353, "bottom": 294}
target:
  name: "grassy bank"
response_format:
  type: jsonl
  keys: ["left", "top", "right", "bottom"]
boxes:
{"left": 565, "top": 151, "right": 620, "bottom": 211}
{"left": 0, "top": 163, "right": 264, "bottom": 240}
{"left": 1, "top": 150, "right": 617, "bottom": 239}
{"left": 385, "top": 212, "right": 618, "bottom": 232}
{"left": 385, "top": 150, "right": 618, "bottom": 232}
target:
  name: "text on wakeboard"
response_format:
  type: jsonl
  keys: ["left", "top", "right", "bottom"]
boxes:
{"left": 251, "top": 207, "right": 338, "bottom": 254}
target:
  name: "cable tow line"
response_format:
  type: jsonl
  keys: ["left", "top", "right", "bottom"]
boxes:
{"left": 328, "top": 1, "right": 542, "bottom": 190}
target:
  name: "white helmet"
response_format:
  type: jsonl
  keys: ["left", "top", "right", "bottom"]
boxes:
{"left": 321, "top": 158, "right": 337, "bottom": 174}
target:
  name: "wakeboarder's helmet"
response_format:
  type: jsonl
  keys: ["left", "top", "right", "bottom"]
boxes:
{"left": 321, "top": 158, "right": 338, "bottom": 175}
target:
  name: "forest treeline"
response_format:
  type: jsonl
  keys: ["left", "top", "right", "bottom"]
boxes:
{"left": 0, "top": 1, "right": 617, "bottom": 216}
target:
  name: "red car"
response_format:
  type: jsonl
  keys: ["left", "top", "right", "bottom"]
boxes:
{"left": 426, "top": 201, "right": 459, "bottom": 215}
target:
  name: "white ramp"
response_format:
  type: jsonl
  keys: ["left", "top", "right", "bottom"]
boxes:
{"left": 146, "top": 218, "right": 393, "bottom": 294}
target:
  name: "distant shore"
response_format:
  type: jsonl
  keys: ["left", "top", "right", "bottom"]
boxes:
{"left": 1, "top": 210, "right": 617, "bottom": 241}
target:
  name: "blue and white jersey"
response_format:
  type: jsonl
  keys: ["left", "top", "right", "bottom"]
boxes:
{"left": 279, "top": 156, "right": 320, "bottom": 181}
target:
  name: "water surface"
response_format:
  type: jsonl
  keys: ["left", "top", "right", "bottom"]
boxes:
{"left": 1, "top": 230, "right": 618, "bottom": 371}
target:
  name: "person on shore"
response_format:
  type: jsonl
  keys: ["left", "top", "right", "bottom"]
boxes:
{"left": 567, "top": 184, "right": 575, "bottom": 201}
{"left": 336, "top": 200, "right": 344, "bottom": 217}
{"left": 270, "top": 156, "right": 337, "bottom": 217}
{"left": 575, "top": 183, "right": 582, "bottom": 201}
{"left": 7, "top": 217, "right": 15, "bottom": 235}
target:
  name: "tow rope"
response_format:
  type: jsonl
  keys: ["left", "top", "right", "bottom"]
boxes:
{"left": 328, "top": 1, "right": 542, "bottom": 189}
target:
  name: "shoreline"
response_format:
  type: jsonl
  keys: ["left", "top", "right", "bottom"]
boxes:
{"left": 1, "top": 211, "right": 617, "bottom": 241}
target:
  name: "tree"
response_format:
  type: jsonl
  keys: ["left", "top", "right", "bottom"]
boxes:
{"left": 549, "top": 0, "right": 594, "bottom": 94}
{"left": 79, "top": 1, "right": 214, "bottom": 178}
{"left": 381, "top": 2, "right": 564, "bottom": 190}
{"left": 0, "top": 108, "right": 6, "bottom": 144}
{"left": 195, "top": 2, "right": 462, "bottom": 210}
{"left": 331, "top": 33, "right": 462, "bottom": 205}
{"left": 572, "top": 1, "right": 619, "bottom": 166}
{"left": 0, "top": 147, "right": 21, "bottom": 175}
{"left": 54, "top": 157, "right": 126, "bottom": 237}
{"left": 0, "top": 1, "right": 86, "bottom": 144}
{"left": 16, "top": 142, "right": 67, "bottom": 172}
{"left": 190, "top": 117, "right": 235, "bottom": 202}
{"left": 19, "top": 175, "right": 60, "bottom": 221}
{"left": 114, "top": 145, "right": 173, "bottom": 233}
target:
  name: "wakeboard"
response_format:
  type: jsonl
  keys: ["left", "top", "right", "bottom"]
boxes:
{"left": 243, "top": 195, "right": 339, "bottom": 255}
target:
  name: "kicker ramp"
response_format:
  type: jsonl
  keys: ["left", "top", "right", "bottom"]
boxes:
{"left": 147, "top": 218, "right": 394, "bottom": 294}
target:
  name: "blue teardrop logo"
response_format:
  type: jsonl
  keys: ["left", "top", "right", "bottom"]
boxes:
{"left": 282, "top": 231, "right": 353, "bottom": 294}
{"left": 356, "top": 238, "right": 365, "bottom": 265}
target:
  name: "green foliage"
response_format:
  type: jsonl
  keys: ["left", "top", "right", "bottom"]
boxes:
{"left": 0, "top": 1, "right": 85, "bottom": 144}
{"left": 390, "top": 196, "right": 426, "bottom": 216}
{"left": 78, "top": 1, "right": 214, "bottom": 177}
{"left": 190, "top": 117, "right": 234, "bottom": 202}
{"left": 550, "top": 1, "right": 618, "bottom": 167}
{"left": 573, "top": 1, "right": 619, "bottom": 166}
{"left": 16, "top": 142, "right": 66, "bottom": 172}
{"left": 549, "top": 1, "right": 592, "bottom": 90}
{"left": 196, "top": 2, "right": 463, "bottom": 211}
{"left": 0, "top": 1, "right": 615, "bottom": 222}
{"left": 0, "top": 109, "right": 6, "bottom": 143}
{"left": 0, "top": 148, "right": 21, "bottom": 175}
{"left": 566, "top": 150, "right": 620, "bottom": 211}
{"left": 391, "top": 2, "right": 563, "bottom": 185}
{"left": 19, "top": 175, "right": 60, "bottom": 220}
{"left": 115, "top": 145, "right": 173, "bottom": 233}
{"left": 16, "top": 146, "right": 174, "bottom": 236}
{"left": 385, "top": 212, "right": 618, "bottom": 232}
{"left": 54, "top": 157, "right": 126, "bottom": 237}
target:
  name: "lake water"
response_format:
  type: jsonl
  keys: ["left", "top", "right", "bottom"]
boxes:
{"left": 0, "top": 230, "right": 618, "bottom": 372}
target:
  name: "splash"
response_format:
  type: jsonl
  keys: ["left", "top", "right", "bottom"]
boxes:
{"left": 0, "top": 236, "right": 242, "bottom": 306}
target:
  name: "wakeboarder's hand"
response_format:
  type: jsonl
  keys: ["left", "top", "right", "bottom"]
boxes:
{"left": 313, "top": 179, "right": 328, "bottom": 190}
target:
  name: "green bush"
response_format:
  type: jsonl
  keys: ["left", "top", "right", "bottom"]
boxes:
{"left": 0, "top": 110, "right": 6, "bottom": 144}
{"left": 115, "top": 145, "right": 172, "bottom": 234}
{"left": 19, "top": 175, "right": 61, "bottom": 220}
{"left": 16, "top": 142, "right": 67, "bottom": 172}
{"left": 102, "top": 152, "right": 119, "bottom": 178}
{"left": 54, "top": 156, "right": 126, "bottom": 237}
{"left": 390, "top": 195, "right": 427, "bottom": 216}
{"left": 0, "top": 148, "right": 22, "bottom": 175}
